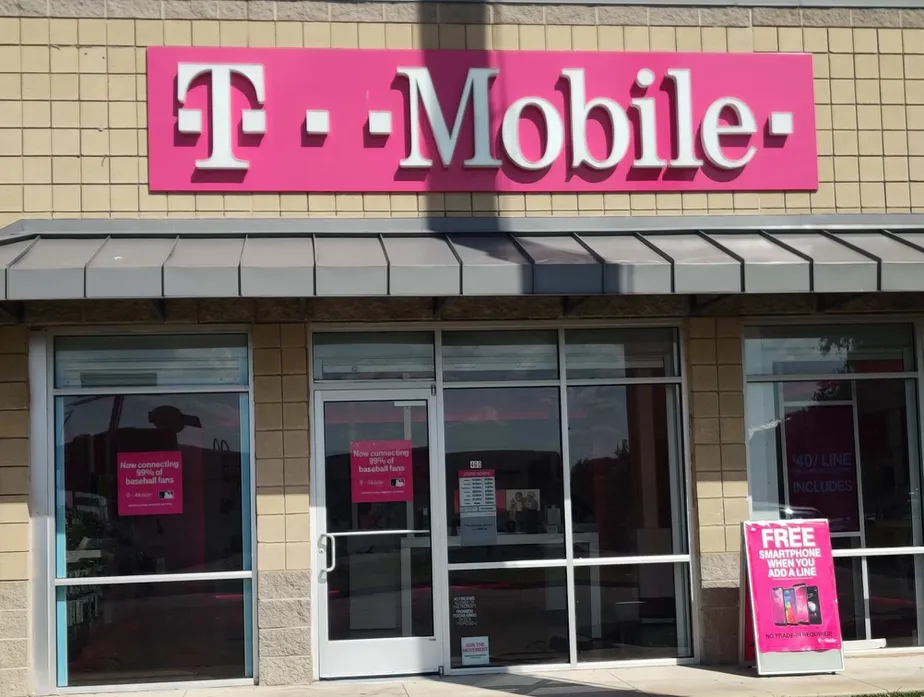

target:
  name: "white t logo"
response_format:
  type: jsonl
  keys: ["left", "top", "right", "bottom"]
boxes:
{"left": 176, "top": 62, "right": 267, "bottom": 171}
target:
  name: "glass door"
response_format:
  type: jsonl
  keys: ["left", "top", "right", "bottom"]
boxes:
{"left": 314, "top": 390, "right": 442, "bottom": 678}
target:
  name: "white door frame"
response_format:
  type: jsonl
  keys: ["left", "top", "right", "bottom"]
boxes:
{"left": 311, "top": 388, "right": 447, "bottom": 679}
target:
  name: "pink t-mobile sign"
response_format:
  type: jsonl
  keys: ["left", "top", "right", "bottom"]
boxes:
{"left": 146, "top": 47, "right": 817, "bottom": 193}
{"left": 117, "top": 451, "right": 183, "bottom": 516}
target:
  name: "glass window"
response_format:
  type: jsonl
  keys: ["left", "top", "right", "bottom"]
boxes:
{"left": 575, "top": 563, "right": 692, "bottom": 662}
{"left": 568, "top": 385, "right": 685, "bottom": 558}
{"left": 565, "top": 328, "right": 678, "bottom": 379}
{"left": 58, "top": 393, "right": 248, "bottom": 577}
{"left": 59, "top": 579, "right": 251, "bottom": 686}
{"left": 55, "top": 334, "right": 249, "bottom": 388}
{"left": 744, "top": 324, "right": 915, "bottom": 377}
{"left": 312, "top": 332, "right": 434, "bottom": 381}
{"left": 745, "top": 323, "right": 924, "bottom": 650}
{"left": 53, "top": 334, "right": 254, "bottom": 688}
{"left": 442, "top": 331, "right": 558, "bottom": 382}
{"left": 747, "top": 378, "right": 920, "bottom": 546}
{"left": 444, "top": 387, "right": 564, "bottom": 563}
{"left": 448, "top": 567, "right": 569, "bottom": 668}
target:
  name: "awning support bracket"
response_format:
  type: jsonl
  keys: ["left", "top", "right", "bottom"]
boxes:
{"left": 0, "top": 301, "right": 23, "bottom": 324}
{"left": 563, "top": 296, "right": 591, "bottom": 316}
{"left": 816, "top": 293, "right": 866, "bottom": 313}
{"left": 433, "top": 297, "right": 450, "bottom": 318}
{"left": 690, "top": 295, "right": 730, "bottom": 314}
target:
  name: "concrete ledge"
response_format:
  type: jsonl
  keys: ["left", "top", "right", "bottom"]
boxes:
{"left": 2, "top": 1, "right": 924, "bottom": 27}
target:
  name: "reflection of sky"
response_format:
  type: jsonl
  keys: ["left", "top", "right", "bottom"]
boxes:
{"left": 62, "top": 394, "right": 241, "bottom": 448}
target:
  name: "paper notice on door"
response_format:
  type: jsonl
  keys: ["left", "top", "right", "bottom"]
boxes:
{"left": 461, "top": 636, "right": 490, "bottom": 666}
{"left": 459, "top": 469, "right": 497, "bottom": 546}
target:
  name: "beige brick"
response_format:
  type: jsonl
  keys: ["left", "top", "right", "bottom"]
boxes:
{"left": 723, "top": 498, "right": 750, "bottom": 526}
{"left": 256, "top": 458, "right": 284, "bottom": 487}
{"left": 285, "top": 514, "right": 310, "bottom": 542}
{"left": 699, "top": 526, "right": 726, "bottom": 554}
{"left": 0, "top": 552, "right": 27, "bottom": 581}
{"left": 258, "top": 514, "right": 286, "bottom": 543}
{"left": 256, "top": 487, "right": 285, "bottom": 516}
{"left": 284, "top": 457, "right": 310, "bottom": 486}
{"left": 285, "top": 487, "right": 310, "bottom": 514}
{"left": 258, "top": 542, "right": 286, "bottom": 571}
{"left": 256, "top": 403, "right": 283, "bottom": 431}
{"left": 698, "top": 500, "right": 724, "bottom": 527}
{"left": 0, "top": 524, "right": 27, "bottom": 553}
{"left": 286, "top": 542, "right": 311, "bottom": 569}
{"left": 192, "top": 20, "right": 221, "bottom": 46}
{"left": 0, "top": 497, "right": 28, "bottom": 524}
{"left": 164, "top": 20, "right": 193, "bottom": 46}
{"left": 695, "top": 472, "right": 723, "bottom": 499}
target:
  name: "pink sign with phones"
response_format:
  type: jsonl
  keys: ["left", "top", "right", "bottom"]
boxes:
{"left": 744, "top": 520, "right": 842, "bottom": 658}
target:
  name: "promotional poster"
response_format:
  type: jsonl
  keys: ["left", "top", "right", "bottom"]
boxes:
{"left": 350, "top": 440, "right": 413, "bottom": 503}
{"left": 783, "top": 404, "right": 860, "bottom": 533}
{"left": 117, "top": 451, "right": 183, "bottom": 516}
{"left": 459, "top": 469, "right": 498, "bottom": 546}
{"left": 744, "top": 520, "right": 842, "bottom": 655}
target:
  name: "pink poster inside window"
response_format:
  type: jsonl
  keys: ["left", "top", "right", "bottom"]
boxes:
{"left": 744, "top": 520, "right": 842, "bottom": 654}
{"left": 117, "top": 451, "right": 183, "bottom": 516}
{"left": 784, "top": 404, "right": 860, "bottom": 534}
{"left": 350, "top": 440, "right": 413, "bottom": 503}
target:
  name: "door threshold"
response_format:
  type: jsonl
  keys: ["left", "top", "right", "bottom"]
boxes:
{"left": 319, "top": 672, "right": 441, "bottom": 684}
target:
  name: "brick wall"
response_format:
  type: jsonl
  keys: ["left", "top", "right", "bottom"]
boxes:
{"left": 0, "top": 327, "right": 30, "bottom": 697}
{"left": 1, "top": 2, "right": 924, "bottom": 221}
{"left": 252, "top": 323, "right": 313, "bottom": 685}
{"left": 688, "top": 316, "right": 746, "bottom": 663}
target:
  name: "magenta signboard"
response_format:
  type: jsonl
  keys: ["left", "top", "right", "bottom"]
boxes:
{"left": 350, "top": 440, "right": 413, "bottom": 503}
{"left": 146, "top": 47, "right": 817, "bottom": 193}
{"left": 117, "top": 451, "right": 183, "bottom": 516}
{"left": 744, "top": 520, "right": 842, "bottom": 658}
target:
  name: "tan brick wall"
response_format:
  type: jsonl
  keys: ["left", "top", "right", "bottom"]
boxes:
{"left": 1, "top": 4, "right": 924, "bottom": 222}
{"left": 0, "top": 327, "right": 30, "bottom": 697}
{"left": 688, "top": 316, "right": 746, "bottom": 663}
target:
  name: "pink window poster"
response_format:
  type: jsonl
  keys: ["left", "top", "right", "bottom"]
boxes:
{"left": 350, "top": 440, "right": 413, "bottom": 503}
{"left": 744, "top": 520, "right": 842, "bottom": 655}
{"left": 117, "top": 451, "right": 184, "bottom": 516}
{"left": 784, "top": 404, "right": 860, "bottom": 533}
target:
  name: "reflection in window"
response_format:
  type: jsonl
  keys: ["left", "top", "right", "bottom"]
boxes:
{"left": 746, "top": 378, "right": 920, "bottom": 546}
{"left": 568, "top": 385, "right": 684, "bottom": 558}
{"left": 448, "top": 567, "right": 569, "bottom": 668}
{"left": 442, "top": 331, "right": 558, "bottom": 382}
{"left": 55, "top": 334, "right": 249, "bottom": 388}
{"left": 565, "top": 328, "right": 678, "bottom": 379}
{"left": 59, "top": 393, "right": 247, "bottom": 577}
{"left": 575, "top": 563, "right": 691, "bottom": 662}
{"left": 868, "top": 555, "right": 920, "bottom": 647}
{"left": 60, "top": 579, "right": 250, "bottom": 686}
{"left": 444, "top": 388, "right": 564, "bottom": 563}
{"left": 744, "top": 324, "right": 914, "bottom": 377}
{"left": 312, "top": 332, "right": 435, "bottom": 381}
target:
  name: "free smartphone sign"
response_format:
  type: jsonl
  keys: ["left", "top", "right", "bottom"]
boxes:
{"left": 743, "top": 520, "right": 844, "bottom": 675}
{"left": 147, "top": 47, "right": 817, "bottom": 193}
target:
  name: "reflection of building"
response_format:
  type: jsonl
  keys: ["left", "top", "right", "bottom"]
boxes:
{"left": 2, "top": 1, "right": 924, "bottom": 695}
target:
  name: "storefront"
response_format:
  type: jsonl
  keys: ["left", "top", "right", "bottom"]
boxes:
{"left": 3, "top": 0, "right": 924, "bottom": 695}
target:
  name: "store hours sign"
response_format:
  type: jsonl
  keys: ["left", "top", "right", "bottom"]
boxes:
{"left": 146, "top": 47, "right": 817, "bottom": 193}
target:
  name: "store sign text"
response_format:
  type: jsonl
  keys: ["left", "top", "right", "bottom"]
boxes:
{"left": 147, "top": 47, "right": 818, "bottom": 193}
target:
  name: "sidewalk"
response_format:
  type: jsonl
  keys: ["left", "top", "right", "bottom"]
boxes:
{"left": 89, "top": 654, "right": 924, "bottom": 697}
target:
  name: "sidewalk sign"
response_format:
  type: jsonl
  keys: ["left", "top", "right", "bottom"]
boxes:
{"left": 741, "top": 519, "right": 844, "bottom": 676}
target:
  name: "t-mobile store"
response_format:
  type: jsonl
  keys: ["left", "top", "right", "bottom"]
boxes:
{"left": 7, "top": 13, "right": 924, "bottom": 695}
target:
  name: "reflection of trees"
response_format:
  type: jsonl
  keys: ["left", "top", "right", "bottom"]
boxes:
{"left": 570, "top": 439, "right": 630, "bottom": 524}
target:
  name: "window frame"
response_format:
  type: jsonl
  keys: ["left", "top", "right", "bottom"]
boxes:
{"left": 742, "top": 315, "right": 924, "bottom": 650}
{"left": 308, "top": 319, "right": 696, "bottom": 673}
{"left": 31, "top": 326, "right": 258, "bottom": 694}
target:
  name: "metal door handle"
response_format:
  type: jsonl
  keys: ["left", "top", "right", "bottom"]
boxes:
{"left": 318, "top": 533, "right": 337, "bottom": 574}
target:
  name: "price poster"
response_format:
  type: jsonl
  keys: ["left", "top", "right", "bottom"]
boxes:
{"left": 459, "top": 469, "right": 497, "bottom": 546}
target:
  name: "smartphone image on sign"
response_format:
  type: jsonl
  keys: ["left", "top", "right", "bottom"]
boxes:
{"left": 770, "top": 587, "right": 787, "bottom": 626}
{"left": 783, "top": 587, "right": 798, "bottom": 625}
{"left": 806, "top": 585, "right": 823, "bottom": 625}
{"left": 794, "top": 583, "right": 810, "bottom": 624}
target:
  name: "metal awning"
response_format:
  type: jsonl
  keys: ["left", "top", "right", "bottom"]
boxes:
{"left": 3, "top": 217, "right": 924, "bottom": 300}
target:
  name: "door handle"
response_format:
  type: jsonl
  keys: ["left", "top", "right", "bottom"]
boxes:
{"left": 318, "top": 533, "right": 337, "bottom": 574}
